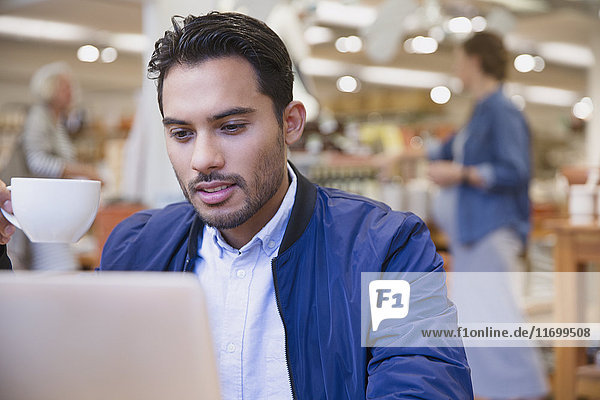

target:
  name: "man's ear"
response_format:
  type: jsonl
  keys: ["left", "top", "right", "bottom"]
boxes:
{"left": 283, "top": 101, "right": 306, "bottom": 146}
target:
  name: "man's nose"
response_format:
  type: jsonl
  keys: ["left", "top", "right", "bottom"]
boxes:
{"left": 190, "top": 134, "right": 225, "bottom": 174}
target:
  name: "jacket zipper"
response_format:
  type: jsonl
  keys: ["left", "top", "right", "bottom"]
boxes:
{"left": 271, "top": 258, "right": 298, "bottom": 399}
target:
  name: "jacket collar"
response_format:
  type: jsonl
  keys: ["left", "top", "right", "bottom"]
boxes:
{"left": 185, "top": 162, "right": 317, "bottom": 266}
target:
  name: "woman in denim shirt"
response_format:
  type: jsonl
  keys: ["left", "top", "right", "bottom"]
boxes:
{"left": 428, "top": 32, "right": 548, "bottom": 400}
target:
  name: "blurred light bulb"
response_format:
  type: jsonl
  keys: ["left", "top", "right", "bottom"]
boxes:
{"left": 471, "top": 16, "right": 487, "bottom": 32}
{"left": 404, "top": 38, "right": 415, "bottom": 54}
{"left": 412, "top": 36, "right": 438, "bottom": 54}
{"left": 345, "top": 35, "right": 363, "bottom": 53}
{"left": 573, "top": 98, "right": 594, "bottom": 120}
{"left": 100, "top": 47, "right": 118, "bottom": 63}
{"left": 304, "top": 26, "right": 334, "bottom": 45}
{"left": 337, "top": 75, "right": 359, "bottom": 93}
{"left": 448, "top": 17, "right": 472, "bottom": 34}
{"left": 335, "top": 37, "right": 348, "bottom": 53}
{"left": 77, "top": 44, "right": 99, "bottom": 62}
{"left": 533, "top": 56, "right": 545, "bottom": 72}
{"left": 430, "top": 86, "right": 451, "bottom": 104}
{"left": 514, "top": 54, "right": 535, "bottom": 73}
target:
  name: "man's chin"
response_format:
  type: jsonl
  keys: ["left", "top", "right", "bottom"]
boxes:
{"left": 191, "top": 203, "right": 253, "bottom": 231}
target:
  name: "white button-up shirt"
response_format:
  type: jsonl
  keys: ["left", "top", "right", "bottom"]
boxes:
{"left": 194, "top": 164, "right": 297, "bottom": 400}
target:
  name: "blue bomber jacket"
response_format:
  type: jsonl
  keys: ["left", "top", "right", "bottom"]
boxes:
{"left": 99, "top": 169, "right": 473, "bottom": 399}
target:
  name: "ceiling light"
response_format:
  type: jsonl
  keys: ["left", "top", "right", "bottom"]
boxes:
{"left": 77, "top": 45, "right": 99, "bottom": 63}
{"left": 336, "top": 76, "right": 360, "bottom": 93}
{"left": 101, "top": 47, "right": 118, "bottom": 63}
{"left": 345, "top": 36, "right": 363, "bottom": 53}
{"left": 514, "top": 54, "right": 535, "bottom": 73}
{"left": 404, "top": 38, "right": 415, "bottom": 54}
{"left": 300, "top": 58, "right": 346, "bottom": 77}
{"left": 315, "top": 1, "right": 377, "bottom": 28}
{"left": 532, "top": 56, "right": 545, "bottom": 72}
{"left": 523, "top": 86, "right": 578, "bottom": 107}
{"left": 471, "top": 16, "right": 487, "bottom": 32}
{"left": 0, "top": 15, "right": 88, "bottom": 43}
{"left": 304, "top": 26, "right": 334, "bottom": 45}
{"left": 335, "top": 36, "right": 363, "bottom": 54}
{"left": 108, "top": 33, "right": 149, "bottom": 54}
{"left": 447, "top": 17, "right": 472, "bottom": 34}
{"left": 536, "top": 42, "right": 594, "bottom": 68}
{"left": 335, "top": 37, "right": 349, "bottom": 53}
{"left": 0, "top": 15, "right": 148, "bottom": 54}
{"left": 430, "top": 86, "right": 451, "bottom": 104}
{"left": 301, "top": 57, "right": 578, "bottom": 103}
{"left": 413, "top": 36, "right": 438, "bottom": 54}
{"left": 573, "top": 97, "right": 594, "bottom": 120}
{"left": 359, "top": 66, "right": 448, "bottom": 89}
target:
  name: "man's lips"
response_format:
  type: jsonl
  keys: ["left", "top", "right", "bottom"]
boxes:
{"left": 194, "top": 181, "right": 237, "bottom": 205}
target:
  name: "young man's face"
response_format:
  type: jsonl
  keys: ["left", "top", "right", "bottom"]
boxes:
{"left": 161, "top": 56, "right": 296, "bottom": 235}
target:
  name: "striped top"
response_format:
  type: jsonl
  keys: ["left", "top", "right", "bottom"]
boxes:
{"left": 22, "top": 104, "right": 75, "bottom": 178}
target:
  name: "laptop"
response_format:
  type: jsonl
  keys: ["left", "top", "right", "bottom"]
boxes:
{"left": 0, "top": 271, "right": 220, "bottom": 400}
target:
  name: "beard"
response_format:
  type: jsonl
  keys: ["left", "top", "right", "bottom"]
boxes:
{"left": 175, "top": 131, "right": 286, "bottom": 230}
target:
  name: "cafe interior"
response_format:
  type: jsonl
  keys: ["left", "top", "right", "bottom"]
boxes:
{"left": 1, "top": 0, "right": 600, "bottom": 399}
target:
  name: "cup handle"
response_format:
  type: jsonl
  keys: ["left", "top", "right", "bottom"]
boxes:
{"left": 1, "top": 186, "right": 21, "bottom": 230}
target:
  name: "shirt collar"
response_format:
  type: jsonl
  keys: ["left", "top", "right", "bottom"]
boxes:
{"left": 477, "top": 84, "right": 504, "bottom": 107}
{"left": 204, "top": 163, "right": 298, "bottom": 257}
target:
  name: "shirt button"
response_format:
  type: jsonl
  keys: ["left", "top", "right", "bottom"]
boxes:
{"left": 236, "top": 269, "right": 246, "bottom": 279}
{"left": 226, "top": 343, "right": 236, "bottom": 353}
{"left": 268, "top": 240, "right": 276, "bottom": 249}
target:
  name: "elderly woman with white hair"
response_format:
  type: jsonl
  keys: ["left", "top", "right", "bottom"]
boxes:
{"left": 20, "top": 62, "right": 100, "bottom": 270}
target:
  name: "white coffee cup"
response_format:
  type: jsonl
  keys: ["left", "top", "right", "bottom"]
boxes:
{"left": 1, "top": 177, "right": 101, "bottom": 243}
{"left": 568, "top": 184, "right": 596, "bottom": 225}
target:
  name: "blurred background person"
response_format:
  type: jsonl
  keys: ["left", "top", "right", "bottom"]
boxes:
{"left": 8, "top": 62, "right": 100, "bottom": 271}
{"left": 426, "top": 32, "right": 548, "bottom": 400}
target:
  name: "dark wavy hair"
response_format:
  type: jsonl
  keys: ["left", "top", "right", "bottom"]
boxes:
{"left": 148, "top": 12, "right": 294, "bottom": 125}
{"left": 463, "top": 31, "right": 508, "bottom": 81}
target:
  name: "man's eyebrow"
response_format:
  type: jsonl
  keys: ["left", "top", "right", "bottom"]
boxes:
{"left": 209, "top": 107, "right": 256, "bottom": 122}
{"left": 162, "top": 117, "right": 190, "bottom": 126}
{"left": 162, "top": 107, "right": 256, "bottom": 126}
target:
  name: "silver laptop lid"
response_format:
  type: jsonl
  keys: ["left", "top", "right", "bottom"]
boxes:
{"left": 0, "top": 271, "right": 220, "bottom": 400}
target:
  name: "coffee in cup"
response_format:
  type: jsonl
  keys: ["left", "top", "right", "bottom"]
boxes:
{"left": 1, "top": 177, "right": 101, "bottom": 243}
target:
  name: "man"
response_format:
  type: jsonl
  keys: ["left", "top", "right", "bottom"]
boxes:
{"left": 99, "top": 12, "right": 472, "bottom": 399}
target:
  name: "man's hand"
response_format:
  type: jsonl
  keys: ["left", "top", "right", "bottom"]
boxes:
{"left": 427, "top": 161, "right": 463, "bottom": 187}
{"left": 0, "top": 179, "right": 16, "bottom": 244}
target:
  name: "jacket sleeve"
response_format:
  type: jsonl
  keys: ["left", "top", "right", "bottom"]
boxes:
{"left": 97, "top": 203, "right": 195, "bottom": 272}
{"left": 473, "top": 105, "right": 530, "bottom": 193}
{"left": 366, "top": 214, "right": 473, "bottom": 399}
{"left": 97, "top": 210, "right": 154, "bottom": 271}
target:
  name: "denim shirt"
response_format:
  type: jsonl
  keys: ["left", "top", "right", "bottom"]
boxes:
{"left": 429, "top": 86, "right": 531, "bottom": 245}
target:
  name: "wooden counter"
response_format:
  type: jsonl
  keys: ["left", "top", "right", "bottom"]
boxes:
{"left": 547, "top": 220, "right": 600, "bottom": 400}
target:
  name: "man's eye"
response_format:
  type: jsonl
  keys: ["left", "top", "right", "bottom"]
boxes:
{"left": 169, "top": 130, "right": 193, "bottom": 140}
{"left": 222, "top": 123, "right": 246, "bottom": 133}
